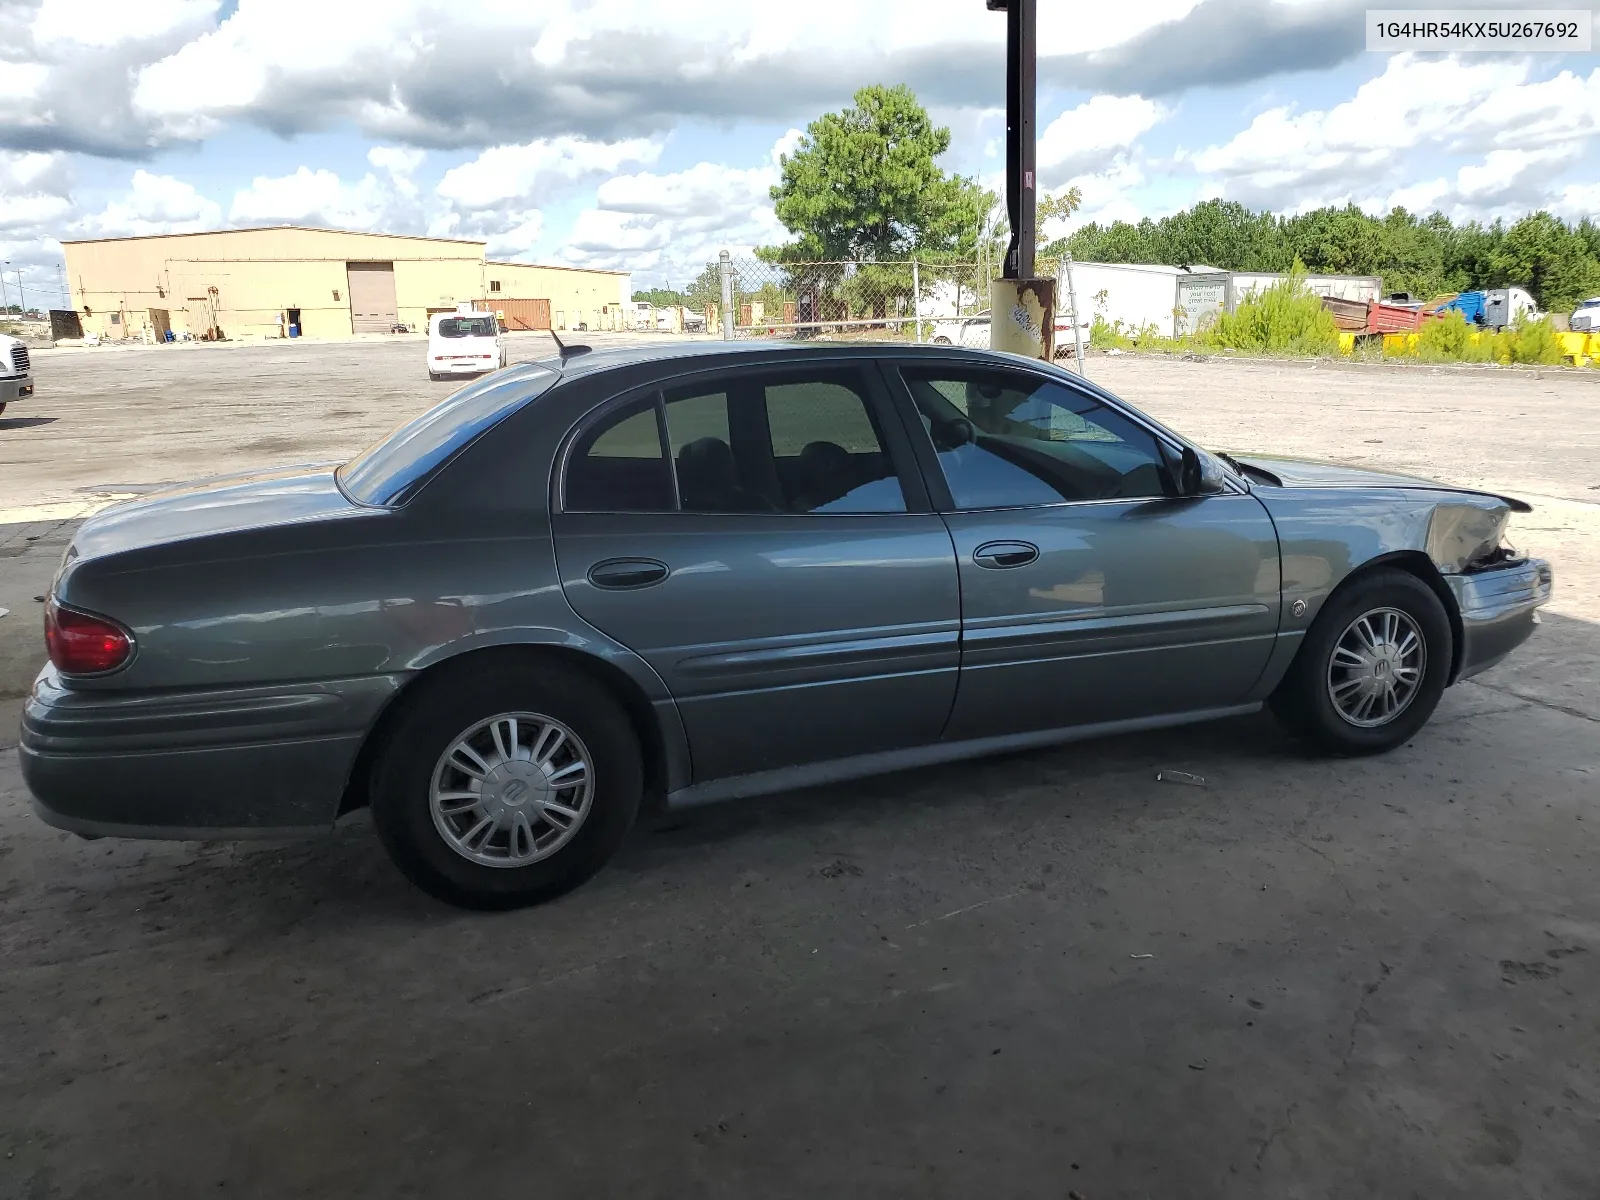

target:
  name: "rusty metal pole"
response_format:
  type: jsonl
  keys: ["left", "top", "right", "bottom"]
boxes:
{"left": 987, "top": 0, "right": 1054, "bottom": 361}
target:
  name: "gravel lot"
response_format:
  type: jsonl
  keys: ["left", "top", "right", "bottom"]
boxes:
{"left": 1, "top": 337, "right": 1597, "bottom": 1198}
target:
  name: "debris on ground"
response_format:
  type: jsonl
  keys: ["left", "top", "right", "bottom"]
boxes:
{"left": 1155, "top": 770, "right": 1207, "bottom": 787}
{"left": 1130, "top": 953, "right": 1154, "bottom": 959}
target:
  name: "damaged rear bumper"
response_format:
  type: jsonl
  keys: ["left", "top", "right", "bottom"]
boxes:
{"left": 1445, "top": 556, "right": 1552, "bottom": 683}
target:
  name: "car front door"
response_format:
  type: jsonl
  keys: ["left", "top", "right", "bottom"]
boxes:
{"left": 885, "top": 360, "right": 1281, "bottom": 742}
{"left": 551, "top": 361, "right": 961, "bottom": 784}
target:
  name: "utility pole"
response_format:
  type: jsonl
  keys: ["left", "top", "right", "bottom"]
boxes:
{"left": 985, "top": 0, "right": 1055, "bottom": 361}
{"left": 1, "top": 262, "right": 9, "bottom": 317}
{"left": 718, "top": 250, "right": 735, "bottom": 340}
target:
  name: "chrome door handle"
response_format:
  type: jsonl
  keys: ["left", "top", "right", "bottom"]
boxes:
{"left": 972, "top": 541, "right": 1039, "bottom": 569}
{"left": 587, "top": 558, "right": 669, "bottom": 589}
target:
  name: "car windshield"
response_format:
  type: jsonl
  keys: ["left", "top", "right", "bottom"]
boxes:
{"left": 338, "top": 367, "right": 556, "bottom": 506}
{"left": 436, "top": 316, "right": 496, "bottom": 338}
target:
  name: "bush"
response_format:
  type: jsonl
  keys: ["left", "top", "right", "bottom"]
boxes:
{"left": 1505, "top": 317, "right": 1564, "bottom": 365}
{"left": 1417, "top": 311, "right": 1473, "bottom": 361}
{"left": 1202, "top": 264, "right": 1341, "bottom": 355}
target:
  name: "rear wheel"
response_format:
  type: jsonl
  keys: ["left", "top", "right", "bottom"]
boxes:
{"left": 428, "top": 370, "right": 441, "bottom": 381}
{"left": 370, "top": 658, "right": 643, "bottom": 909}
{"left": 0, "top": 402, "right": 7, "bottom": 417}
{"left": 1271, "top": 568, "right": 1452, "bottom": 755}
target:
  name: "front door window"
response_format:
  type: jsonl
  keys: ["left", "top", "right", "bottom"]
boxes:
{"left": 899, "top": 367, "right": 1175, "bottom": 508}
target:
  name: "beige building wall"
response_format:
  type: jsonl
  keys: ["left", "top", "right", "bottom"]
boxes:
{"left": 483, "top": 260, "right": 631, "bottom": 332}
{"left": 59, "top": 228, "right": 630, "bottom": 344}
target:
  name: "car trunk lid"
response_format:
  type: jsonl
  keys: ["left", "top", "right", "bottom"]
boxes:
{"left": 67, "top": 464, "right": 371, "bottom": 564}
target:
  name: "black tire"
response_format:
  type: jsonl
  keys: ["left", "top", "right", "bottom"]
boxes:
{"left": 0, "top": 402, "right": 7, "bottom": 417}
{"left": 428, "top": 370, "right": 442, "bottom": 382}
{"left": 370, "top": 657, "right": 643, "bottom": 909}
{"left": 1271, "top": 567, "right": 1452, "bottom": 755}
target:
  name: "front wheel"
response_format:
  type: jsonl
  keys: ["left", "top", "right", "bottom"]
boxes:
{"left": 0, "top": 401, "right": 7, "bottom": 417}
{"left": 370, "top": 658, "right": 643, "bottom": 909}
{"left": 1271, "top": 568, "right": 1452, "bottom": 755}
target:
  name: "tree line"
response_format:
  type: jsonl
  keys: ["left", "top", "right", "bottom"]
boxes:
{"left": 1050, "top": 200, "right": 1600, "bottom": 313}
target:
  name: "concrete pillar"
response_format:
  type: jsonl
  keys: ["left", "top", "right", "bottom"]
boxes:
{"left": 718, "top": 250, "right": 735, "bottom": 340}
{"left": 989, "top": 277, "right": 1056, "bottom": 361}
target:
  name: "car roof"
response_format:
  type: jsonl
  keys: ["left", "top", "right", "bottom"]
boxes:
{"left": 541, "top": 338, "right": 1040, "bottom": 379}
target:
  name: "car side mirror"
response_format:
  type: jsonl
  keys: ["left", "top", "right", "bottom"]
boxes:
{"left": 1178, "top": 446, "right": 1227, "bottom": 497}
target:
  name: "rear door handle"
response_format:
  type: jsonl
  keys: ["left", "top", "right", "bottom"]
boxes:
{"left": 972, "top": 541, "right": 1039, "bottom": 569}
{"left": 587, "top": 558, "right": 669, "bottom": 590}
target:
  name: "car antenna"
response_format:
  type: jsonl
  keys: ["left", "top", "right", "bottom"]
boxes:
{"left": 548, "top": 328, "right": 591, "bottom": 363}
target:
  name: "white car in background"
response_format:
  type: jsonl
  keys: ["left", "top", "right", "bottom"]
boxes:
{"left": 928, "top": 307, "right": 1089, "bottom": 355}
{"left": 930, "top": 309, "right": 991, "bottom": 347}
{"left": 1, "top": 331, "right": 33, "bottom": 417}
{"left": 1570, "top": 297, "right": 1600, "bottom": 332}
{"left": 427, "top": 311, "right": 506, "bottom": 381}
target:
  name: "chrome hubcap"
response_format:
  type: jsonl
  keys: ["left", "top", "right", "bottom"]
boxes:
{"left": 1327, "top": 607, "right": 1426, "bottom": 728}
{"left": 430, "top": 713, "right": 592, "bottom": 868}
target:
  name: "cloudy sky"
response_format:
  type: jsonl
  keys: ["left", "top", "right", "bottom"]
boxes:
{"left": 2, "top": 0, "right": 1598, "bottom": 305}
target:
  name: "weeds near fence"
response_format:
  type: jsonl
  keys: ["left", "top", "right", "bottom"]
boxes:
{"left": 1202, "top": 266, "right": 1341, "bottom": 355}
{"left": 1089, "top": 315, "right": 1196, "bottom": 354}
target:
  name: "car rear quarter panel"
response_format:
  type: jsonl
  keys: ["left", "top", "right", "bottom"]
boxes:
{"left": 45, "top": 374, "right": 692, "bottom": 791}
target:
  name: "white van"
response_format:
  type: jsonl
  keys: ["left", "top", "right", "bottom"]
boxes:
{"left": 427, "top": 310, "right": 506, "bottom": 381}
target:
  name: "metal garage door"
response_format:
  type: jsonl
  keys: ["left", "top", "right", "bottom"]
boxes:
{"left": 346, "top": 262, "right": 398, "bottom": 333}
{"left": 487, "top": 298, "right": 552, "bottom": 331}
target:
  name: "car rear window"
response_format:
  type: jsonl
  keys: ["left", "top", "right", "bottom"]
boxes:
{"left": 339, "top": 367, "right": 556, "bottom": 506}
{"left": 436, "top": 316, "right": 497, "bottom": 337}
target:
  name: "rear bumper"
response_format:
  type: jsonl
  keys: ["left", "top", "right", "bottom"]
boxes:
{"left": 1446, "top": 557, "right": 1552, "bottom": 683}
{"left": 0, "top": 374, "right": 33, "bottom": 402}
{"left": 18, "top": 667, "right": 404, "bottom": 838}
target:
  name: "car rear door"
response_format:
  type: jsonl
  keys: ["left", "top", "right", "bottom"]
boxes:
{"left": 551, "top": 359, "right": 961, "bottom": 784}
{"left": 883, "top": 359, "right": 1281, "bottom": 742}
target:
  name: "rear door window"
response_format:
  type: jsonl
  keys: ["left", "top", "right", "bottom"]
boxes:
{"left": 562, "top": 366, "right": 911, "bottom": 515}
{"left": 564, "top": 398, "right": 675, "bottom": 512}
{"left": 663, "top": 369, "right": 907, "bottom": 514}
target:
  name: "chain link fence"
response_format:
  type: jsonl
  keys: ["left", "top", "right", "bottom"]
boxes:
{"left": 711, "top": 257, "right": 994, "bottom": 343}
{"left": 636, "top": 254, "right": 1086, "bottom": 368}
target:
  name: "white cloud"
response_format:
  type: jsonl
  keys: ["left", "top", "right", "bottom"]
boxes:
{"left": 770, "top": 128, "right": 804, "bottom": 164}
{"left": 115, "top": 0, "right": 1224, "bottom": 152}
{"left": 0, "top": 63, "right": 49, "bottom": 103}
{"left": 558, "top": 135, "right": 790, "bottom": 280}
{"left": 1549, "top": 181, "right": 1600, "bottom": 224}
{"left": 1049, "top": 161, "right": 1156, "bottom": 239}
{"left": 227, "top": 165, "right": 417, "bottom": 232}
{"left": 31, "top": 0, "right": 218, "bottom": 48}
{"left": 74, "top": 169, "right": 221, "bottom": 237}
{"left": 368, "top": 145, "right": 425, "bottom": 181}
{"left": 1187, "top": 55, "right": 1600, "bottom": 211}
{"left": 1037, "top": 95, "right": 1167, "bottom": 184}
{"left": 1376, "top": 145, "right": 1584, "bottom": 221}
{"left": 437, "top": 137, "right": 661, "bottom": 209}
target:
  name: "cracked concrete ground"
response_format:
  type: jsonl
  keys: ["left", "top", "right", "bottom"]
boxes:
{"left": 1, "top": 341, "right": 1597, "bottom": 1198}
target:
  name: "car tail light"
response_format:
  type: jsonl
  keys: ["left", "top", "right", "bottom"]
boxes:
{"left": 45, "top": 599, "right": 133, "bottom": 674}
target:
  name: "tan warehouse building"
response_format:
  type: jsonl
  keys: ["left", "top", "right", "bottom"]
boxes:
{"left": 61, "top": 226, "right": 630, "bottom": 343}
